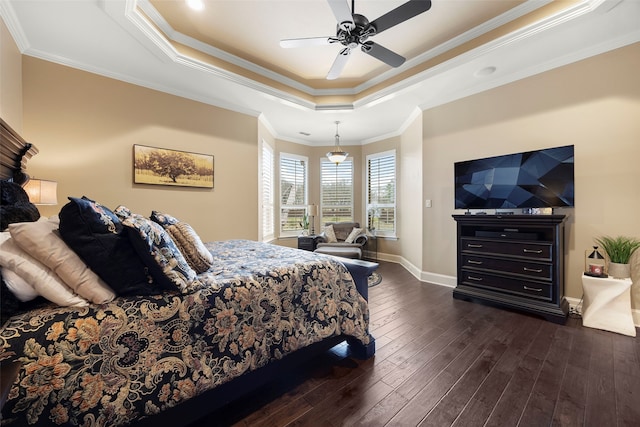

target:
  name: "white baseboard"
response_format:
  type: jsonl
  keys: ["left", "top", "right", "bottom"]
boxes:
{"left": 377, "top": 254, "right": 640, "bottom": 328}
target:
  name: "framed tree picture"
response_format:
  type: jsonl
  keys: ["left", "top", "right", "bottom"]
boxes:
{"left": 133, "top": 144, "right": 214, "bottom": 188}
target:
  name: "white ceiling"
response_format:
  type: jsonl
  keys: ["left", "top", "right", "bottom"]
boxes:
{"left": 1, "top": 0, "right": 639, "bottom": 145}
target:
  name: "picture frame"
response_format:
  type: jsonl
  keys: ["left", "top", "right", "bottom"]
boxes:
{"left": 133, "top": 144, "right": 214, "bottom": 188}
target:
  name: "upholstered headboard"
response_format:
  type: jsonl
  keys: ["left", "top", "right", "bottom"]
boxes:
{"left": 0, "top": 118, "right": 39, "bottom": 183}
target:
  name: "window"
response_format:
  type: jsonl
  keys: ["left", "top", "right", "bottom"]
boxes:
{"left": 280, "top": 153, "right": 308, "bottom": 236}
{"left": 366, "top": 150, "right": 396, "bottom": 236}
{"left": 260, "top": 141, "right": 274, "bottom": 241}
{"left": 320, "top": 158, "right": 353, "bottom": 224}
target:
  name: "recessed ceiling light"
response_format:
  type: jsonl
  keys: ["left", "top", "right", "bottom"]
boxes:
{"left": 186, "top": 0, "right": 204, "bottom": 11}
{"left": 475, "top": 66, "right": 497, "bottom": 77}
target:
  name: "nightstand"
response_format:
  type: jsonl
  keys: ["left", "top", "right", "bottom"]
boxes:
{"left": 298, "top": 235, "right": 320, "bottom": 251}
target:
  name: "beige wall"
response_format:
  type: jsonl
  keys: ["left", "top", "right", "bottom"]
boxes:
{"left": 399, "top": 113, "right": 423, "bottom": 270}
{"left": 0, "top": 19, "right": 22, "bottom": 132}
{"left": 422, "top": 42, "right": 640, "bottom": 309}
{"left": 22, "top": 57, "right": 259, "bottom": 242}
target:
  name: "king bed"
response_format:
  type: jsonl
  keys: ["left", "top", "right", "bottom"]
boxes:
{"left": 0, "top": 119, "right": 376, "bottom": 426}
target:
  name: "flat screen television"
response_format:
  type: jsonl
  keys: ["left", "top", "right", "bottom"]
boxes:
{"left": 454, "top": 145, "right": 574, "bottom": 210}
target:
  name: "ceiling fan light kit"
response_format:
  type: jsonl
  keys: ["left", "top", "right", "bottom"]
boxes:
{"left": 281, "top": 0, "right": 432, "bottom": 80}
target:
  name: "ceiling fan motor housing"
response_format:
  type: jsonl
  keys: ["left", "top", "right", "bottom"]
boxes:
{"left": 336, "top": 13, "right": 375, "bottom": 48}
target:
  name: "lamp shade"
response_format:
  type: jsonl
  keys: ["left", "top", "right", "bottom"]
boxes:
{"left": 308, "top": 204, "right": 319, "bottom": 217}
{"left": 23, "top": 179, "right": 58, "bottom": 205}
{"left": 326, "top": 150, "right": 348, "bottom": 164}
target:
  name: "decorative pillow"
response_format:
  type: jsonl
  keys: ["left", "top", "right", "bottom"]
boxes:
{"left": 1, "top": 267, "right": 39, "bottom": 302}
{"left": 0, "top": 232, "right": 89, "bottom": 307}
{"left": 9, "top": 215, "right": 116, "bottom": 304}
{"left": 150, "top": 211, "right": 213, "bottom": 274}
{"left": 58, "top": 197, "right": 161, "bottom": 296}
{"left": 115, "top": 206, "right": 199, "bottom": 293}
{"left": 345, "top": 227, "right": 364, "bottom": 244}
{"left": 323, "top": 224, "right": 338, "bottom": 243}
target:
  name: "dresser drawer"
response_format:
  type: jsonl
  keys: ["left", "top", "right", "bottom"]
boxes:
{"left": 461, "top": 238, "right": 552, "bottom": 261}
{"left": 461, "top": 255, "right": 552, "bottom": 281}
{"left": 460, "top": 270, "right": 552, "bottom": 302}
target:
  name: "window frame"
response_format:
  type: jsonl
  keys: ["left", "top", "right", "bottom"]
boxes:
{"left": 279, "top": 153, "right": 309, "bottom": 237}
{"left": 366, "top": 150, "right": 397, "bottom": 238}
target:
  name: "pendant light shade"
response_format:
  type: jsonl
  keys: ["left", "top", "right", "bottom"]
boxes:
{"left": 326, "top": 121, "right": 348, "bottom": 164}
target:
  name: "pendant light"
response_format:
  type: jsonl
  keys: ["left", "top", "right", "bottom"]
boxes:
{"left": 326, "top": 121, "right": 348, "bottom": 164}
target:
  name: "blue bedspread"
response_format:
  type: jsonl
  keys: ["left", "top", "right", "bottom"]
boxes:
{"left": 0, "top": 240, "right": 370, "bottom": 426}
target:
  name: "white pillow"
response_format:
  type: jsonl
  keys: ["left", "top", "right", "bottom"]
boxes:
{"left": 0, "top": 232, "right": 88, "bottom": 307}
{"left": 1, "top": 267, "right": 39, "bottom": 302}
{"left": 9, "top": 216, "right": 116, "bottom": 304}
{"left": 323, "top": 224, "right": 337, "bottom": 243}
{"left": 345, "top": 227, "right": 364, "bottom": 243}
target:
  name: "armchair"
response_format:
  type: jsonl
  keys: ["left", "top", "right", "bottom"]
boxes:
{"left": 315, "top": 222, "right": 367, "bottom": 259}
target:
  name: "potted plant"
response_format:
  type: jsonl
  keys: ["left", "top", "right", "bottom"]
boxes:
{"left": 299, "top": 213, "right": 309, "bottom": 236}
{"left": 594, "top": 235, "right": 640, "bottom": 279}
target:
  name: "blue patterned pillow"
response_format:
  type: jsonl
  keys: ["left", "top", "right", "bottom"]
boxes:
{"left": 58, "top": 197, "right": 161, "bottom": 296}
{"left": 115, "top": 206, "right": 199, "bottom": 293}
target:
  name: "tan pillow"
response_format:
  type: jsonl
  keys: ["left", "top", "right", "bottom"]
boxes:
{"left": 8, "top": 216, "right": 116, "bottom": 304}
{"left": 345, "top": 227, "right": 364, "bottom": 243}
{"left": 150, "top": 211, "right": 214, "bottom": 274}
{"left": 164, "top": 222, "right": 214, "bottom": 274}
{"left": 0, "top": 232, "right": 88, "bottom": 307}
{"left": 323, "top": 224, "right": 338, "bottom": 243}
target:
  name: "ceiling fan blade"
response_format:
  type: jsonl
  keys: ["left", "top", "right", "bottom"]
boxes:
{"left": 370, "top": 0, "right": 432, "bottom": 34}
{"left": 327, "top": 0, "right": 354, "bottom": 31}
{"left": 327, "top": 48, "right": 352, "bottom": 80}
{"left": 361, "top": 42, "right": 405, "bottom": 67}
{"left": 280, "top": 37, "right": 335, "bottom": 48}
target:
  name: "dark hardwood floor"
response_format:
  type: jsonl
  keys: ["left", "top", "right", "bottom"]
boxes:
{"left": 191, "top": 261, "right": 640, "bottom": 426}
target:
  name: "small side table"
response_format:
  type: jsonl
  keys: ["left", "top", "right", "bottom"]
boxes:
{"left": 581, "top": 274, "right": 636, "bottom": 337}
{"left": 298, "top": 235, "right": 320, "bottom": 252}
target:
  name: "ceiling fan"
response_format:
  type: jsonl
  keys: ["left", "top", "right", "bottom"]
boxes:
{"left": 280, "top": 0, "right": 432, "bottom": 80}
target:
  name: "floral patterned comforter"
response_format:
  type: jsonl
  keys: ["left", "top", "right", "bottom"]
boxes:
{"left": 0, "top": 240, "right": 370, "bottom": 426}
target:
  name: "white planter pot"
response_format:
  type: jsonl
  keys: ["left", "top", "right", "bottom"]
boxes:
{"left": 608, "top": 262, "right": 631, "bottom": 279}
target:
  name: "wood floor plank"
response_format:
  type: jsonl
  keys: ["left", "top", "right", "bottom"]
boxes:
{"left": 483, "top": 320, "right": 557, "bottom": 427}
{"left": 584, "top": 331, "right": 617, "bottom": 427}
{"left": 451, "top": 316, "right": 542, "bottom": 427}
{"left": 519, "top": 325, "right": 574, "bottom": 427}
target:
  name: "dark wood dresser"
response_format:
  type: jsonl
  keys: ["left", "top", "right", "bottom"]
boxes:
{"left": 453, "top": 214, "right": 569, "bottom": 323}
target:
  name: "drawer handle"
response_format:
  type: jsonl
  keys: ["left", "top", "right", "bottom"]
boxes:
{"left": 523, "top": 267, "right": 542, "bottom": 273}
{"left": 467, "top": 244, "right": 483, "bottom": 248}
{"left": 468, "top": 276, "right": 483, "bottom": 281}
{"left": 467, "top": 260, "right": 483, "bottom": 265}
{"left": 523, "top": 249, "right": 543, "bottom": 254}
{"left": 523, "top": 285, "right": 543, "bottom": 292}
